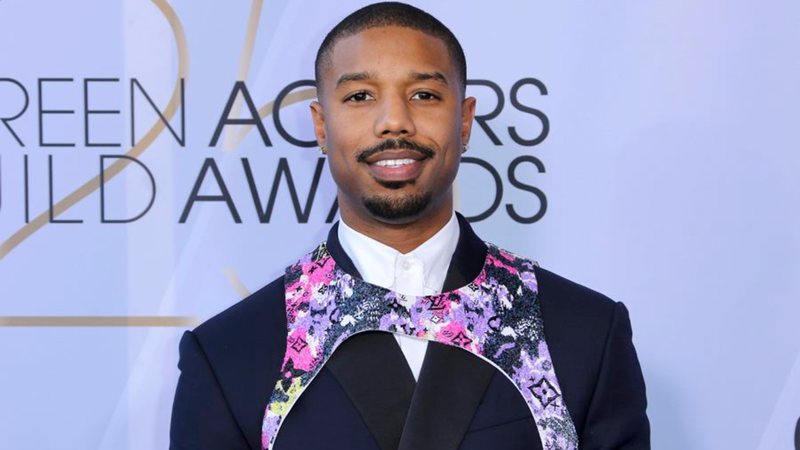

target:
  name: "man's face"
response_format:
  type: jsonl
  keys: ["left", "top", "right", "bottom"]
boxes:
{"left": 311, "top": 26, "right": 476, "bottom": 226}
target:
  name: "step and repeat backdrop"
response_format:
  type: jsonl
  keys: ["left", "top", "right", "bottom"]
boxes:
{"left": 1, "top": 1, "right": 799, "bottom": 449}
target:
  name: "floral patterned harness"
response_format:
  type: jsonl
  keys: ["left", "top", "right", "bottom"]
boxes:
{"left": 261, "top": 242, "right": 578, "bottom": 449}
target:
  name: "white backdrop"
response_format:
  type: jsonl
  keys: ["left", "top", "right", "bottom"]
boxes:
{"left": 1, "top": 1, "right": 799, "bottom": 449}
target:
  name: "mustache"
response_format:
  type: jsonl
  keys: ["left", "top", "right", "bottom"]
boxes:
{"left": 356, "top": 139, "right": 435, "bottom": 163}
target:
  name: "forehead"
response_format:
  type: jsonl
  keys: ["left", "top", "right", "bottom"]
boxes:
{"left": 322, "top": 26, "right": 456, "bottom": 88}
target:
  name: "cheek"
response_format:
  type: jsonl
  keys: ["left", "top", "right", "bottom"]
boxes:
{"left": 417, "top": 110, "right": 462, "bottom": 142}
{"left": 327, "top": 152, "right": 349, "bottom": 182}
{"left": 325, "top": 105, "right": 367, "bottom": 137}
{"left": 326, "top": 151, "right": 365, "bottom": 198}
{"left": 326, "top": 123, "right": 369, "bottom": 159}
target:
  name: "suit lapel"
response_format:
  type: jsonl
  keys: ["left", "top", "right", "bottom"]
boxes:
{"left": 325, "top": 331, "right": 416, "bottom": 450}
{"left": 397, "top": 342, "right": 495, "bottom": 450}
{"left": 325, "top": 215, "right": 495, "bottom": 450}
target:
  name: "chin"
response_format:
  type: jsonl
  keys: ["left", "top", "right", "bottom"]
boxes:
{"left": 362, "top": 191, "right": 433, "bottom": 223}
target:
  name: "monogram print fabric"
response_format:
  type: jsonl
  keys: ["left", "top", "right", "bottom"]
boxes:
{"left": 261, "top": 242, "right": 578, "bottom": 449}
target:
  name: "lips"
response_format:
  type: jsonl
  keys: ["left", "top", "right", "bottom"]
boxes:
{"left": 363, "top": 149, "right": 428, "bottom": 183}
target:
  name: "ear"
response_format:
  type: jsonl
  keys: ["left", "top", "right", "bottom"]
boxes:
{"left": 310, "top": 100, "right": 326, "bottom": 149}
{"left": 460, "top": 96, "right": 477, "bottom": 146}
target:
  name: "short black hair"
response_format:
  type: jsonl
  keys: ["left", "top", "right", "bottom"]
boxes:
{"left": 314, "top": 2, "right": 467, "bottom": 96}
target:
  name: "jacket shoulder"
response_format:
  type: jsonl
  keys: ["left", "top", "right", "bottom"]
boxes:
{"left": 191, "top": 275, "right": 288, "bottom": 379}
{"left": 534, "top": 266, "right": 617, "bottom": 316}
{"left": 193, "top": 275, "right": 287, "bottom": 346}
{"left": 533, "top": 265, "right": 620, "bottom": 360}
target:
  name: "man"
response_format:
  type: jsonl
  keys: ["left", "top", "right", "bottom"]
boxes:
{"left": 170, "top": 3, "right": 649, "bottom": 449}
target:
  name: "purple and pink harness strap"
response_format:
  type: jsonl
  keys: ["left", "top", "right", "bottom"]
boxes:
{"left": 261, "top": 242, "right": 578, "bottom": 449}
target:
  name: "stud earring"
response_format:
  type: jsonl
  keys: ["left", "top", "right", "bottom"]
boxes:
{"left": 462, "top": 143, "right": 469, "bottom": 153}
{"left": 319, "top": 145, "right": 326, "bottom": 155}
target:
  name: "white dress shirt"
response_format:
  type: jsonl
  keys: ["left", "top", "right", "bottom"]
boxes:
{"left": 337, "top": 213, "right": 460, "bottom": 381}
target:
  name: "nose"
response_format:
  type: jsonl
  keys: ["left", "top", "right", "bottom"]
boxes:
{"left": 373, "top": 94, "right": 416, "bottom": 138}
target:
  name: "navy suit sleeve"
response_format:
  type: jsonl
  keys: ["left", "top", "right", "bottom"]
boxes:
{"left": 170, "top": 330, "right": 251, "bottom": 450}
{"left": 581, "top": 302, "right": 650, "bottom": 449}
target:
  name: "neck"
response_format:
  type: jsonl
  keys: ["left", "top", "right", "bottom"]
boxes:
{"left": 338, "top": 195, "right": 454, "bottom": 254}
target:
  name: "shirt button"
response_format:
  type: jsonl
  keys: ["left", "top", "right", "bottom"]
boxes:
{"left": 401, "top": 260, "right": 411, "bottom": 270}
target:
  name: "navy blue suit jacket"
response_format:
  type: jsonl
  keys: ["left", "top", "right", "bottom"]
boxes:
{"left": 170, "top": 215, "right": 650, "bottom": 449}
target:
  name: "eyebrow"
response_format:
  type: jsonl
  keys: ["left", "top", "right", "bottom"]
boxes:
{"left": 335, "top": 71, "right": 450, "bottom": 88}
{"left": 336, "top": 71, "right": 373, "bottom": 87}
{"left": 409, "top": 71, "right": 448, "bottom": 86}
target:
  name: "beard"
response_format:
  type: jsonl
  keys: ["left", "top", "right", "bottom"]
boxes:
{"left": 362, "top": 190, "right": 432, "bottom": 221}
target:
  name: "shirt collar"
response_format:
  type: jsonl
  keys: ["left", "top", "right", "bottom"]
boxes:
{"left": 337, "top": 212, "right": 460, "bottom": 293}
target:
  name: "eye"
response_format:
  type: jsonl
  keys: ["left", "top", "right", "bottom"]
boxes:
{"left": 344, "top": 91, "right": 374, "bottom": 103}
{"left": 411, "top": 91, "right": 439, "bottom": 101}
